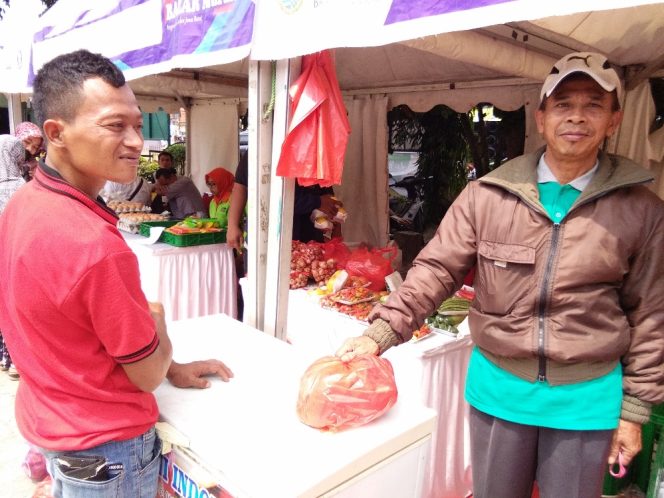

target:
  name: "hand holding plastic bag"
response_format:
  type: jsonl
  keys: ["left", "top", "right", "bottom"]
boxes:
{"left": 296, "top": 354, "right": 398, "bottom": 432}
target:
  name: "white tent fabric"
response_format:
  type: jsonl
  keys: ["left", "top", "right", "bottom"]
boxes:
{"left": 0, "top": 0, "right": 252, "bottom": 181}
{"left": 336, "top": 95, "right": 390, "bottom": 248}
{"left": 608, "top": 81, "right": 664, "bottom": 199}
{"left": 190, "top": 100, "right": 240, "bottom": 194}
{"left": 250, "top": 0, "right": 662, "bottom": 61}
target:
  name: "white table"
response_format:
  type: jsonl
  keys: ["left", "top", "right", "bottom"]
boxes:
{"left": 155, "top": 314, "right": 438, "bottom": 498}
{"left": 287, "top": 289, "right": 474, "bottom": 498}
{"left": 122, "top": 232, "right": 237, "bottom": 321}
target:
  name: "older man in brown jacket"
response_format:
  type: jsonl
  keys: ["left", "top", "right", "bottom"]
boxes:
{"left": 338, "top": 52, "right": 664, "bottom": 498}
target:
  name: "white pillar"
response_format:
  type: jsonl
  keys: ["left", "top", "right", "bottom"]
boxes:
{"left": 262, "top": 58, "right": 301, "bottom": 340}
{"left": 245, "top": 60, "right": 279, "bottom": 331}
{"left": 7, "top": 93, "right": 23, "bottom": 132}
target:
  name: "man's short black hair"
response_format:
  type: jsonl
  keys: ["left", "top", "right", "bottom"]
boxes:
{"left": 158, "top": 151, "right": 174, "bottom": 161}
{"left": 32, "top": 49, "right": 126, "bottom": 127}
{"left": 155, "top": 168, "right": 177, "bottom": 180}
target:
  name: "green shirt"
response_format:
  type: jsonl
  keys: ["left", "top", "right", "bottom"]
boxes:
{"left": 209, "top": 199, "right": 230, "bottom": 230}
{"left": 464, "top": 156, "right": 622, "bottom": 430}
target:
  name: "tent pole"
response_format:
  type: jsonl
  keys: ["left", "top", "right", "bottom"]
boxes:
{"left": 245, "top": 60, "right": 277, "bottom": 331}
{"left": 7, "top": 93, "right": 23, "bottom": 132}
{"left": 183, "top": 99, "right": 193, "bottom": 176}
{"left": 263, "top": 58, "right": 301, "bottom": 341}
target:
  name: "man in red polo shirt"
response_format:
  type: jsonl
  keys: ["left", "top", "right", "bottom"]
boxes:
{"left": 0, "top": 50, "right": 233, "bottom": 498}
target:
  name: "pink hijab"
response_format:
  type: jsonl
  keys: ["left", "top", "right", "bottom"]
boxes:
{"left": 14, "top": 122, "right": 43, "bottom": 142}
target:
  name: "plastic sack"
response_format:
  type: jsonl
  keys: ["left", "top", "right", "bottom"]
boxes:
{"left": 296, "top": 354, "right": 398, "bottom": 432}
{"left": 345, "top": 245, "right": 397, "bottom": 291}
{"left": 321, "top": 237, "right": 352, "bottom": 268}
{"left": 276, "top": 50, "right": 351, "bottom": 187}
{"left": 22, "top": 446, "right": 47, "bottom": 481}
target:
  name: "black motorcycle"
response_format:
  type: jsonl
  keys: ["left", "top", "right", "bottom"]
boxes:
{"left": 388, "top": 175, "right": 427, "bottom": 235}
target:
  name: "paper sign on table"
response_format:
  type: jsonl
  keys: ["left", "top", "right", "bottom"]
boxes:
{"left": 140, "top": 226, "right": 166, "bottom": 245}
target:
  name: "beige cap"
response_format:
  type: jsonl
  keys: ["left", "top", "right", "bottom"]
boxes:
{"left": 540, "top": 52, "right": 623, "bottom": 106}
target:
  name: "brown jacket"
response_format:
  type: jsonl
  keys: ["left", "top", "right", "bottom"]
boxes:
{"left": 367, "top": 148, "right": 664, "bottom": 422}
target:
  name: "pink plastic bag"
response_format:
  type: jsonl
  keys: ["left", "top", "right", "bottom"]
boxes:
{"left": 23, "top": 446, "right": 47, "bottom": 481}
{"left": 345, "top": 245, "right": 397, "bottom": 291}
{"left": 297, "top": 354, "right": 398, "bottom": 432}
{"left": 321, "top": 237, "right": 352, "bottom": 268}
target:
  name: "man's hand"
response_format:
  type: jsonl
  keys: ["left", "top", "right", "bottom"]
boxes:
{"left": 227, "top": 223, "right": 243, "bottom": 252}
{"left": 167, "top": 360, "right": 234, "bottom": 389}
{"left": 335, "top": 336, "right": 379, "bottom": 362}
{"left": 608, "top": 419, "right": 642, "bottom": 466}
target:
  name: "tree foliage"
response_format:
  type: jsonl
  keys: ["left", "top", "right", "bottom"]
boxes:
{"left": 388, "top": 103, "right": 525, "bottom": 229}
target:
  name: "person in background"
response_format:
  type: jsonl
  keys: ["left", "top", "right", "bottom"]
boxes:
{"left": 336, "top": 52, "right": 664, "bottom": 498}
{"left": 150, "top": 151, "right": 177, "bottom": 213}
{"left": 16, "top": 122, "right": 45, "bottom": 182}
{"left": 0, "top": 121, "right": 44, "bottom": 380}
{"left": 1, "top": 121, "right": 43, "bottom": 212}
{"left": 226, "top": 152, "right": 248, "bottom": 253}
{"left": 0, "top": 49, "right": 233, "bottom": 498}
{"left": 154, "top": 167, "right": 205, "bottom": 219}
{"left": 100, "top": 175, "right": 153, "bottom": 205}
{"left": 158, "top": 150, "right": 174, "bottom": 169}
{"left": 293, "top": 183, "right": 342, "bottom": 243}
{"left": 226, "top": 152, "right": 249, "bottom": 320}
{"left": 204, "top": 166, "right": 235, "bottom": 229}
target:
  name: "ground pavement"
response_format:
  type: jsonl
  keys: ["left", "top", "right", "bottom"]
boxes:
{"left": 0, "top": 371, "right": 38, "bottom": 497}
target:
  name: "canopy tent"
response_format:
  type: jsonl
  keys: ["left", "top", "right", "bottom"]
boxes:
{"left": 251, "top": 6, "right": 664, "bottom": 496}
{"left": 3, "top": 0, "right": 664, "bottom": 335}
{"left": 251, "top": 2, "right": 664, "bottom": 250}
{"left": 1, "top": 0, "right": 254, "bottom": 190}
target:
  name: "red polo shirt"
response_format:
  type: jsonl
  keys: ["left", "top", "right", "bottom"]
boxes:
{"left": 0, "top": 163, "right": 159, "bottom": 451}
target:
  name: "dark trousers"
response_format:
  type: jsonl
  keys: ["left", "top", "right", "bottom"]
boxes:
{"left": 470, "top": 406, "right": 613, "bottom": 498}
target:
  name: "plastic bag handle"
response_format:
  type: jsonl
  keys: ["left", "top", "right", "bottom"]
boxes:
{"left": 608, "top": 451, "right": 628, "bottom": 478}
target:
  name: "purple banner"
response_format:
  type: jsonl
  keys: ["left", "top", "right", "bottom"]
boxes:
{"left": 33, "top": 0, "right": 151, "bottom": 44}
{"left": 385, "top": 0, "right": 514, "bottom": 24}
{"left": 114, "top": 0, "right": 254, "bottom": 71}
{"left": 30, "top": 0, "right": 253, "bottom": 83}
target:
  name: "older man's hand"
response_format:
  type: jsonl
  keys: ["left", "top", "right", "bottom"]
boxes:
{"left": 335, "top": 336, "right": 379, "bottom": 362}
{"left": 167, "top": 360, "right": 234, "bottom": 389}
{"left": 608, "top": 419, "right": 642, "bottom": 466}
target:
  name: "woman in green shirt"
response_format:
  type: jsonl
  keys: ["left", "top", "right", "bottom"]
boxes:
{"left": 204, "top": 167, "right": 235, "bottom": 229}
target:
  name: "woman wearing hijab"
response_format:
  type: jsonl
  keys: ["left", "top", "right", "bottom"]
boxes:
{"left": 0, "top": 122, "right": 43, "bottom": 378}
{"left": 204, "top": 167, "right": 235, "bottom": 229}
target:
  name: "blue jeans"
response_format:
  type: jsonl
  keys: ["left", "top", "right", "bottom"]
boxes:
{"left": 41, "top": 427, "right": 162, "bottom": 498}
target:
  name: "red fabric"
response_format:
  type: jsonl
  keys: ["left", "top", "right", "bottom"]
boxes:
{"left": 276, "top": 50, "right": 351, "bottom": 187}
{"left": 0, "top": 166, "right": 159, "bottom": 451}
{"left": 205, "top": 167, "right": 235, "bottom": 203}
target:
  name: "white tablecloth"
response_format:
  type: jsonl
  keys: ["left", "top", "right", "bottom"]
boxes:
{"left": 287, "top": 289, "right": 474, "bottom": 498}
{"left": 155, "top": 313, "right": 438, "bottom": 498}
{"left": 123, "top": 232, "right": 237, "bottom": 321}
